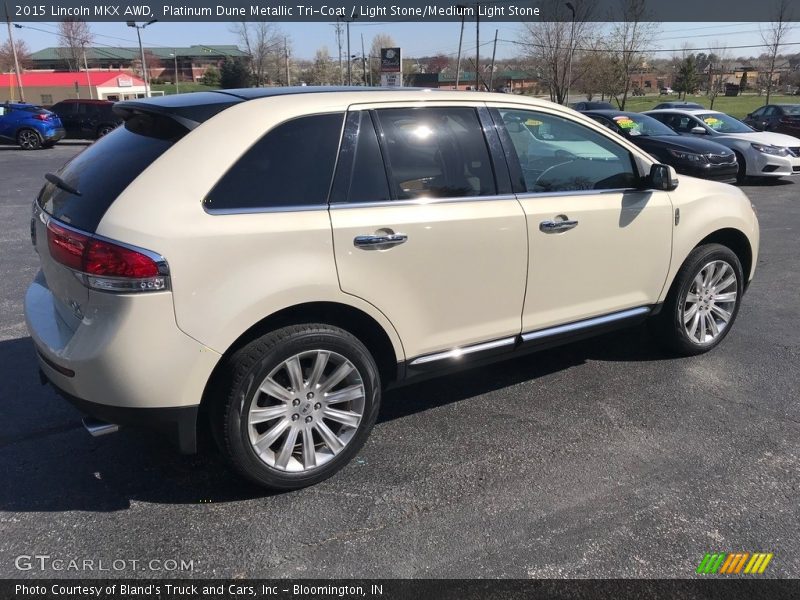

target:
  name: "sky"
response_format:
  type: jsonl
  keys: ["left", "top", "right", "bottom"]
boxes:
{"left": 6, "top": 21, "right": 798, "bottom": 62}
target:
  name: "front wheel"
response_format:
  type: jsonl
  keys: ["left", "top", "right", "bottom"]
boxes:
{"left": 651, "top": 243, "right": 744, "bottom": 356}
{"left": 212, "top": 324, "right": 381, "bottom": 490}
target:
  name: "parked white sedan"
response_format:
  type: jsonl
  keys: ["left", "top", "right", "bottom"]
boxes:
{"left": 645, "top": 108, "right": 800, "bottom": 182}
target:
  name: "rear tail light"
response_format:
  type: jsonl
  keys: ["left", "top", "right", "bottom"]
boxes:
{"left": 34, "top": 113, "right": 50, "bottom": 121}
{"left": 46, "top": 220, "right": 169, "bottom": 293}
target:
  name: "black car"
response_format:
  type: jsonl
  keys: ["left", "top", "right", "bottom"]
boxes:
{"left": 651, "top": 101, "right": 704, "bottom": 110}
{"left": 570, "top": 101, "right": 614, "bottom": 111}
{"left": 584, "top": 110, "right": 738, "bottom": 183}
{"left": 742, "top": 104, "right": 800, "bottom": 137}
{"left": 48, "top": 99, "right": 122, "bottom": 140}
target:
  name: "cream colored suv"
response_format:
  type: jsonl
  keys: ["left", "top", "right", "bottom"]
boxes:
{"left": 25, "top": 88, "right": 759, "bottom": 489}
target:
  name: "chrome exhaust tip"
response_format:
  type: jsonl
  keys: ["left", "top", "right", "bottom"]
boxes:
{"left": 82, "top": 417, "right": 119, "bottom": 437}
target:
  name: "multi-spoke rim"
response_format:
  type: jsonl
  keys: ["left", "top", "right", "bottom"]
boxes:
{"left": 18, "top": 130, "right": 40, "bottom": 149}
{"left": 682, "top": 260, "right": 738, "bottom": 345}
{"left": 247, "top": 350, "right": 365, "bottom": 473}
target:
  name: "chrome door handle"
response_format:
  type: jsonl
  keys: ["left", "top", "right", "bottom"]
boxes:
{"left": 539, "top": 219, "right": 578, "bottom": 233}
{"left": 354, "top": 233, "right": 408, "bottom": 249}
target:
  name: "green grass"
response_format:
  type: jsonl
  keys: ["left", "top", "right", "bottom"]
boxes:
{"left": 150, "top": 82, "right": 218, "bottom": 95}
{"left": 615, "top": 94, "right": 798, "bottom": 118}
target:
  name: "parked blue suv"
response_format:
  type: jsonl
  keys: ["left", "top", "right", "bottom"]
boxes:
{"left": 0, "top": 102, "right": 65, "bottom": 150}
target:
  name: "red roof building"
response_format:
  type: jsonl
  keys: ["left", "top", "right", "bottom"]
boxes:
{"left": 1, "top": 71, "right": 147, "bottom": 105}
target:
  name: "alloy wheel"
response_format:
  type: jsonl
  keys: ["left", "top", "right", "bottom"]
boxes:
{"left": 682, "top": 260, "right": 738, "bottom": 345}
{"left": 247, "top": 350, "right": 365, "bottom": 473}
{"left": 18, "top": 130, "right": 40, "bottom": 150}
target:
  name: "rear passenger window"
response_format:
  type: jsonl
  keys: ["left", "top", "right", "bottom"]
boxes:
{"left": 374, "top": 107, "right": 496, "bottom": 199}
{"left": 204, "top": 113, "right": 344, "bottom": 212}
{"left": 498, "top": 109, "right": 638, "bottom": 193}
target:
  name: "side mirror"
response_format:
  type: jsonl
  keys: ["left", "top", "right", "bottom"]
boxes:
{"left": 690, "top": 126, "right": 706, "bottom": 135}
{"left": 647, "top": 163, "right": 679, "bottom": 191}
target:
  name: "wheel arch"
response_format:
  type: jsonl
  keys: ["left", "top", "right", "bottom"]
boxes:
{"left": 696, "top": 228, "right": 753, "bottom": 284}
{"left": 199, "top": 301, "right": 402, "bottom": 424}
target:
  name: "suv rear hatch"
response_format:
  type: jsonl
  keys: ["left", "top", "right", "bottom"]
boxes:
{"left": 32, "top": 92, "right": 242, "bottom": 330}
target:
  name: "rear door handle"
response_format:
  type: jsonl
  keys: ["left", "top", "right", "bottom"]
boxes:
{"left": 539, "top": 219, "right": 578, "bottom": 233}
{"left": 354, "top": 233, "right": 408, "bottom": 249}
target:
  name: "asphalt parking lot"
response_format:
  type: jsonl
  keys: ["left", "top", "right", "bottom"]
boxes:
{"left": 0, "top": 142, "right": 798, "bottom": 579}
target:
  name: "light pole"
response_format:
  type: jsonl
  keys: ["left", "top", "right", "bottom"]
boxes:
{"left": 127, "top": 19, "right": 157, "bottom": 98}
{"left": 170, "top": 51, "right": 179, "bottom": 94}
{"left": 565, "top": 2, "right": 575, "bottom": 106}
{"left": 455, "top": 5, "right": 467, "bottom": 89}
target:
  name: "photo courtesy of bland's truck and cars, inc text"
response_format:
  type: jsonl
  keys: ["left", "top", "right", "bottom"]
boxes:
{"left": 0, "top": 0, "right": 798, "bottom": 597}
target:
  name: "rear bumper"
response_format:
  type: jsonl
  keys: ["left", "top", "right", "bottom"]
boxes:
{"left": 42, "top": 371, "right": 199, "bottom": 453}
{"left": 24, "top": 270, "right": 221, "bottom": 451}
{"left": 43, "top": 127, "right": 65, "bottom": 142}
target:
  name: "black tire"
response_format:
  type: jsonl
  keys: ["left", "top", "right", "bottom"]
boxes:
{"left": 650, "top": 243, "right": 744, "bottom": 356}
{"left": 16, "top": 128, "right": 42, "bottom": 150}
{"left": 96, "top": 124, "right": 116, "bottom": 138}
{"left": 734, "top": 151, "right": 747, "bottom": 184}
{"left": 211, "top": 324, "right": 381, "bottom": 490}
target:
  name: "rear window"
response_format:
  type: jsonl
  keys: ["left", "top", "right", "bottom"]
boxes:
{"left": 37, "top": 113, "right": 188, "bottom": 232}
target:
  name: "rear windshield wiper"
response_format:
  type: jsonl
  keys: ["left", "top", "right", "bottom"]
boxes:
{"left": 45, "top": 173, "right": 81, "bottom": 196}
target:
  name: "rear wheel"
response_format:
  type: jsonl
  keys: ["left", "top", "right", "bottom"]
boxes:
{"left": 212, "top": 324, "right": 381, "bottom": 490}
{"left": 97, "top": 124, "right": 116, "bottom": 138}
{"left": 651, "top": 243, "right": 743, "bottom": 356}
{"left": 17, "top": 129, "right": 42, "bottom": 150}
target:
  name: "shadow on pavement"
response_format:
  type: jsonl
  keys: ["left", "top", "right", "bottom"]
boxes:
{"left": 0, "top": 324, "right": 672, "bottom": 512}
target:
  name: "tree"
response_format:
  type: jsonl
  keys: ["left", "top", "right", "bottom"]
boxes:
{"left": 0, "top": 38, "right": 32, "bottom": 73}
{"left": 674, "top": 54, "right": 699, "bottom": 99}
{"left": 220, "top": 58, "right": 251, "bottom": 89}
{"left": 231, "top": 22, "right": 284, "bottom": 86}
{"left": 57, "top": 19, "right": 93, "bottom": 72}
{"left": 607, "top": 0, "right": 659, "bottom": 109}
{"left": 307, "top": 47, "right": 336, "bottom": 85}
{"left": 760, "top": 0, "right": 794, "bottom": 104}
{"left": 369, "top": 34, "right": 397, "bottom": 86}
{"left": 519, "top": 0, "right": 595, "bottom": 104}
{"left": 200, "top": 65, "right": 220, "bottom": 87}
{"left": 706, "top": 45, "right": 731, "bottom": 109}
{"left": 739, "top": 70, "right": 749, "bottom": 92}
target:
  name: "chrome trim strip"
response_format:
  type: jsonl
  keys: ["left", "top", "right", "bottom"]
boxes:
{"left": 520, "top": 307, "right": 651, "bottom": 343}
{"left": 516, "top": 187, "right": 640, "bottom": 201}
{"left": 204, "top": 204, "right": 328, "bottom": 215}
{"left": 409, "top": 336, "right": 516, "bottom": 366}
{"left": 331, "top": 194, "right": 518, "bottom": 210}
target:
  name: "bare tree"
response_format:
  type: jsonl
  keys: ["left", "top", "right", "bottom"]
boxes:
{"left": 0, "top": 38, "right": 31, "bottom": 72}
{"left": 519, "top": 0, "right": 595, "bottom": 104}
{"left": 606, "top": 0, "right": 659, "bottom": 109}
{"left": 307, "top": 47, "right": 336, "bottom": 85}
{"left": 707, "top": 44, "right": 732, "bottom": 109}
{"left": 760, "top": 0, "right": 794, "bottom": 104}
{"left": 369, "top": 34, "right": 397, "bottom": 86}
{"left": 57, "top": 19, "right": 93, "bottom": 72}
{"left": 231, "top": 22, "right": 284, "bottom": 86}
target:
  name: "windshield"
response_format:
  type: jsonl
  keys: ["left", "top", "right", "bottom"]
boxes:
{"left": 610, "top": 113, "right": 677, "bottom": 137}
{"left": 696, "top": 113, "right": 753, "bottom": 133}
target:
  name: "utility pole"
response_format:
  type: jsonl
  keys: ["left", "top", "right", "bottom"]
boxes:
{"left": 488, "top": 29, "right": 498, "bottom": 92}
{"left": 346, "top": 18, "right": 352, "bottom": 85}
{"left": 333, "top": 20, "right": 344, "bottom": 85}
{"left": 171, "top": 51, "right": 179, "bottom": 94}
{"left": 127, "top": 20, "right": 157, "bottom": 98}
{"left": 475, "top": 9, "right": 480, "bottom": 90}
{"left": 82, "top": 44, "right": 93, "bottom": 99}
{"left": 5, "top": 3, "right": 25, "bottom": 102}
{"left": 565, "top": 2, "right": 576, "bottom": 106}
{"left": 361, "top": 33, "right": 367, "bottom": 86}
{"left": 455, "top": 6, "right": 466, "bottom": 89}
{"left": 284, "top": 36, "right": 290, "bottom": 86}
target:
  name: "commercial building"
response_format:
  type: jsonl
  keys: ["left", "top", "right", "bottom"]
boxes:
{"left": 1, "top": 71, "right": 146, "bottom": 104}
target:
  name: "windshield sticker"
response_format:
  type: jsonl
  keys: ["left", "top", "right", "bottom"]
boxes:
{"left": 525, "top": 118, "right": 543, "bottom": 126}
{"left": 613, "top": 116, "right": 641, "bottom": 134}
{"left": 703, "top": 116, "right": 723, "bottom": 129}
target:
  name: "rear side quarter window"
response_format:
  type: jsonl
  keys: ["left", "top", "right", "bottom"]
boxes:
{"left": 204, "top": 113, "right": 345, "bottom": 212}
